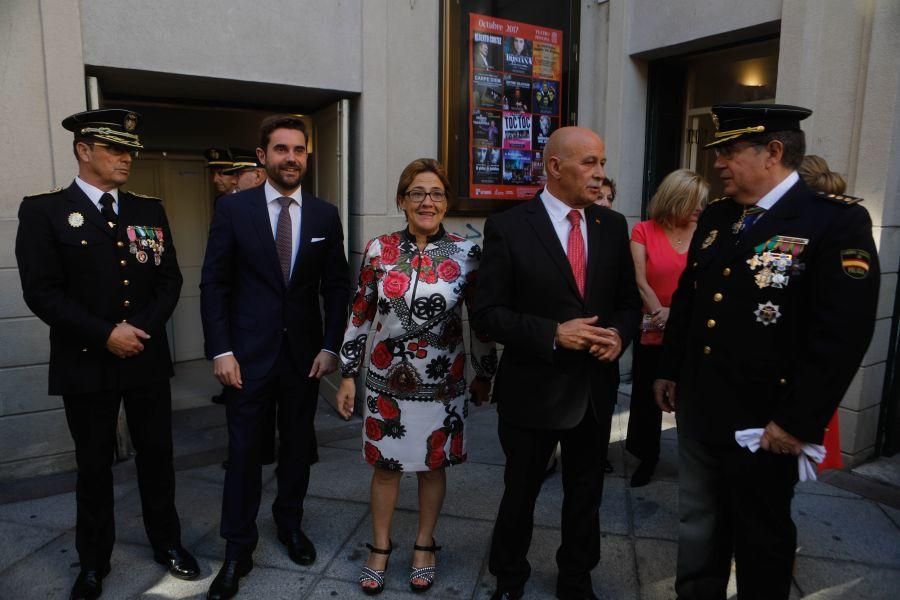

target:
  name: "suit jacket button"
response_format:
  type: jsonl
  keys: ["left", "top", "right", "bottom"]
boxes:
{"left": 120, "top": 259, "right": 127, "bottom": 266}
{"left": 722, "top": 267, "right": 732, "bottom": 276}
{"left": 117, "top": 241, "right": 124, "bottom": 248}
{"left": 703, "top": 346, "right": 712, "bottom": 355}
{"left": 283, "top": 327, "right": 288, "bottom": 332}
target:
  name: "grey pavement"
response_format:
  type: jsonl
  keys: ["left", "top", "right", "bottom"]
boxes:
{"left": 1, "top": 392, "right": 899, "bottom": 599}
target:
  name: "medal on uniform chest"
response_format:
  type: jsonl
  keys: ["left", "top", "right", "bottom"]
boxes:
{"left": 67, "top": 212, "right": 85, "bottom": 228}
{"left": 754, "top": 301, "right": 782, "bottom": 326}
{"left": 126, "top": 225, "right": 165, "bottom": 264}
{"left": 746, "top": 235, "right": 809, "bottom": 289}
{"left": 136, "top": 250, "right": 148, "bottom": 263}
{"left": 701, "top": 229, "right": 718, "bottom": 249}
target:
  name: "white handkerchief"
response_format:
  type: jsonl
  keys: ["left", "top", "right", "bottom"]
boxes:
{"left": 310, "top": 237, "right": 326, "bottom": 243}
{"left": 734, "top": 428, "right": 827, "bottom": 482}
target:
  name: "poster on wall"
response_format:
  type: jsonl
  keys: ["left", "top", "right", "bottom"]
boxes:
{"left": 468, "top": 13, "right": 564, "bottom": 200}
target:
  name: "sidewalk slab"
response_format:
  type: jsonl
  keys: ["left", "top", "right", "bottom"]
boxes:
{"left": 794, "top": 556, "right": 900, "bottom": 599}
{"left": 793, "top": 493, "right": 900, "bottom": 567}
{"left": 325, "top": 510, "right": 493, "bottom": 598}
{"left": 0, "top": 520, "right": 64, "bottom": 574}
{"left": 192, "top": 494, "right": 367, "bottom": 575}
{"left": 0, "top": 480, "right": 136, "bottom": 531}
{"left": 631, "top": 480, "right": 679, "bottom": 541}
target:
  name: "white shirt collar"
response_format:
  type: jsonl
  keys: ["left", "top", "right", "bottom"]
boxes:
{"left": 755, "top": 171, "right": 799, "bottom": 211}
{"left": 540, "top": 186, "right": 585, "bottom": 223}
{"left": 264, "top": 180, "right": 302, "bottom": 206}
{"left": 75, "top": 175, "right": 118, "bottom": 208}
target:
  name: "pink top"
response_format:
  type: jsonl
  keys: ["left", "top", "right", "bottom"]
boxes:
{"left": 632, "top": 220, "right": 689, "bottom": 345}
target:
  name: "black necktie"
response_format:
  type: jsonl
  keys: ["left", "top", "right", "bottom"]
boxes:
{"left": 99, "top": 193, "right": 117, "bottom": 229}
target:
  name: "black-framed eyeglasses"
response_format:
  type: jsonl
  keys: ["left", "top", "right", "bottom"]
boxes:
{"left": 713, "top": 142, "right": 764, "bottom": 160}
{"left": 404, "top": 189, "right": 447, "bottom": 204}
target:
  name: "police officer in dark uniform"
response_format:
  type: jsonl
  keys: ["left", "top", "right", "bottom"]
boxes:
{"left": 654, "top": 103, "right": 880, "bottom": 600}
{"left": 206, "top": 147, "right": 238, "bottom": 199}
{"left": 15, "top": 109, "right": 200, "bottom": 599}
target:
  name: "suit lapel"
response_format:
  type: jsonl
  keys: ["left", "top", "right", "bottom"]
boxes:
{"left": 583, "top": 205, "right": 604, "bottom": 304}
{"left": 65, "top": 182, "right": 115, "bottom": 238}
{"left": 524, "top": 195, "right": 582, "bottom": 300}
{"left": 248, "top": 188, "right": 285, "bottom": 287}
{"left": 726, "top": 181, "right": 804, "bottom": 262}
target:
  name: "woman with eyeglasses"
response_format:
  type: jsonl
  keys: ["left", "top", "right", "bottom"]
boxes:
{"left": 336, "top": 158, "right": 497, "bottom": 595}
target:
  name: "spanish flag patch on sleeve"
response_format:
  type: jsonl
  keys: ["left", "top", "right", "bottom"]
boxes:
{"left": 840, "top": 249, "right": 871, "bottom": 279}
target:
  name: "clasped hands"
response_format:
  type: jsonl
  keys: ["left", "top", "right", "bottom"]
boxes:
{"left": 556, "top": 316, "right": 622, "bottom": 361}
{"left": 106, "top": 322, "right": 150, "bottom": 359}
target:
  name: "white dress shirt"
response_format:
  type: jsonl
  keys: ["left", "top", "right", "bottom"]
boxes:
{"left": 755, "top": 170, "right": 799, "bottom": 211}
{"left": 540, "top": 186, "right": 587, "bottom": 256}
{"left": 264, "top": 180, "right": 302, "bottom": 275}
{"left": 75, "top": 176, "right": 119, "bottom": 215}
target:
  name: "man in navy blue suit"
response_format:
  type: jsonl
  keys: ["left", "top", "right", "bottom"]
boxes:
{"left": 201, "top": 115, "right": 350, "bottom": 599}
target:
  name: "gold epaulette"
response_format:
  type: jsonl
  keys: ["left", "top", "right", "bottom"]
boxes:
{"left": 123, "top": 190, "right": 161, "bottom": 201}
{"left": 23, "top": 186, "right": 63, "bottom": 198}
{"left": 817, "top": 191, "right": 863, "bottom": 205}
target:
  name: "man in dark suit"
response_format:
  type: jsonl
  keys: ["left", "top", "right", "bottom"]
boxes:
{"left": 654, "top": 104, "right": 880, "bottom": 599}
{"left": 200, "top": 115, "right": 350, "bottom": 599}
{"left": 474, "top": 127, "right": 641, "bottom": 600}
{"left": 15, "top": 109, "right": 199, "bottom": 600}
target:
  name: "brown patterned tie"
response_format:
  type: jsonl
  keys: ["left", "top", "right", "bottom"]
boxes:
{"left": 276, "top": 196, "right": 293, "bottom": 284}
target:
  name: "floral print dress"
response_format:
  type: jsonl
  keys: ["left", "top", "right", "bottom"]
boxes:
{"left": 339, "top": 226, "right": 497, "bottom": 472}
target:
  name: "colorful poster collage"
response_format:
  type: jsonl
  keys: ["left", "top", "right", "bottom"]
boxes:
{"left": 469, "top": 13, "right": 563, "bottom": 199}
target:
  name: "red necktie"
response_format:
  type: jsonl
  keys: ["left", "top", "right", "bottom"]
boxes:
{"left": 566, "top": 210, "right": 586, "bottom": 297}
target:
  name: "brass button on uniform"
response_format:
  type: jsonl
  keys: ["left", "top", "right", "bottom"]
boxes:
{"left": 722, "top": 267, "right": 732, "bottom": 276}
{"left": 707, "top": 319, "right": 716, "bottom": 328}
{"left": 123, "top": 300, "right": 130, "bottom": 307}
{"left": 81, "top": 240, "right": 87, "bottom": 246}
{"left": 123, "top": 279, "right": 130, "bottom": 286}
{"left": 82, "top": 347, "right": 88, "bottom": 352}
{"left": 778, "top": 378, "right": 787, "bottom": 385}
{"left": 117, "top": 241, "right": 124, "bottom": 248}
{"left": 713, "top": 292, "right": 724, "bottom": 302}
{"left": 692, "top": 261, "right": 698, "bottom": 268}
{"left": 703, "top": 346, "right": 712, "bottom": 355}
{"left": 120, "top": 259, "right": 127, "bottom": 266}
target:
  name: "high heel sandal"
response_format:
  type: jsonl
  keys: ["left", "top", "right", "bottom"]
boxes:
{"left": 408, "top": 538, "right": 441, "bottom": 593}
{"left": 359, "top": 541, "right": 393, "bottom": 595}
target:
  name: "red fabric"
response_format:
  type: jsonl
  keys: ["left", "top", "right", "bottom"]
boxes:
{"left": 819, "top": 411, "right": 844, "bottom": 472}
{"left": 632, "top": 220, "right": 689, "bottom": 345}
{"left": 567, "top": 210, "right": 586, "bottom": 297}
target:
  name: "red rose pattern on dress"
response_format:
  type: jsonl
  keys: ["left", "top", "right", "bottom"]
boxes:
{"left": 339, "top": 229, "right": 497, "bottom": 471}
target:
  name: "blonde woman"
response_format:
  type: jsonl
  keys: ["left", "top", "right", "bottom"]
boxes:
{"left": 627, "top": 169, "right": 709, "bottom": 487}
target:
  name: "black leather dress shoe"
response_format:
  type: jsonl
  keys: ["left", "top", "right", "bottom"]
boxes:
{"left": 69, "top": 564, "right": 110, "bottom": 600}
{"left": 277, "top": 528, "right": 316, "bottom": 565}
{"left": 207, "top": 558, "right": 253, "bottom": 600}
{"left": 154, "top": 546, "right": 201, "bottom": 580}
{"left": 630, "top": 460, "right": 658, "bottom": 488}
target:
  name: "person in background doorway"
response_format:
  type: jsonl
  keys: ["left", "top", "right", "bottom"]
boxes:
{"left": 15, "top": 109, "right": 199, "bottom": 600}
{"left": 626, "top": 169, "right": 708, "bottom": 488}
{"left": 226, "top": 148, "right": 268, "bottom": 192}
{"left": 206, "top": 147, "right": 238, "bottom": 199}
